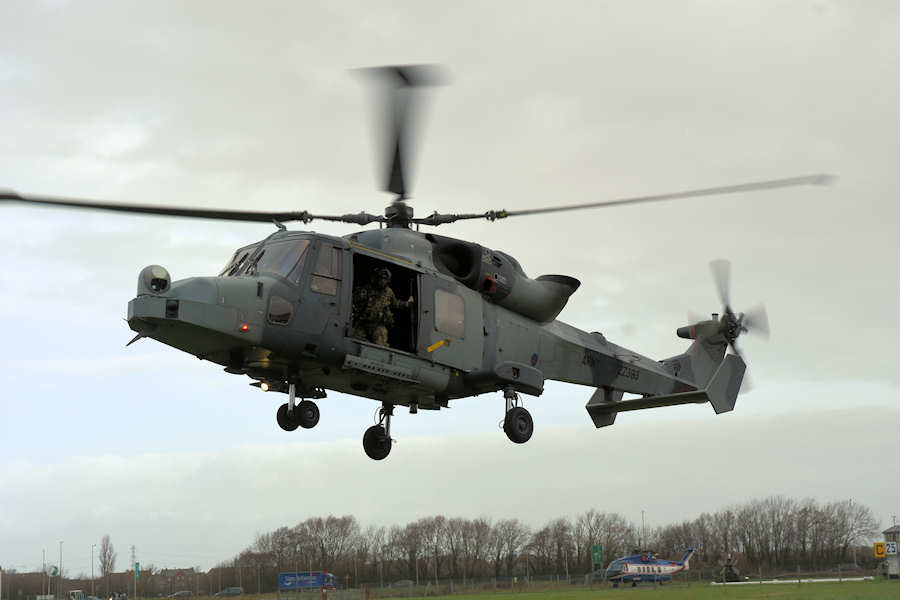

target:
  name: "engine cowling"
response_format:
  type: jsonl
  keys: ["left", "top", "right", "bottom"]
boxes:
{"left": 428, "top": 233, "right": 580, "bottom": 322}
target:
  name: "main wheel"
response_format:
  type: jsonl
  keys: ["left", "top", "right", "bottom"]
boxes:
{"left": 276, "top": 403, "right": 299, "bottom": 432}
{"left": 296, "top": 400, "right": 320, "bottom": 429}
{"left": 503, "top": 406, "right": 533, "bottom": 443}
{"left": 362, "top": 425, "right": 392, "bottom": 460}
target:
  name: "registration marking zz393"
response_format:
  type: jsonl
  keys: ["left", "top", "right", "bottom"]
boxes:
{"left": 617, "top": 364, "right": 640, "bottom": 380}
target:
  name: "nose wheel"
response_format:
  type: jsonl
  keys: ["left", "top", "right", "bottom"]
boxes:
{"left": 363, "top": 404, "right": 394, "bottom": 460}
{"left": 502, "top": 388, "right": 533, "bottom": 444}
{"left": 276, "top": 382, "right": 320, "bottom": 431}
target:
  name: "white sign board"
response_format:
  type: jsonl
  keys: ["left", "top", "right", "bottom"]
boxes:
{"left": 887, "top": 541, "right": 898, "bottom": 555}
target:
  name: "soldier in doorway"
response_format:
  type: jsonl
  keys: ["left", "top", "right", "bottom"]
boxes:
{"left": 352, "top": 268, "right": 414, "bottom": 347}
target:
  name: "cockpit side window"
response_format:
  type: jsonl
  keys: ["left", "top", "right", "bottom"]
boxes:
{"left": 310, "top": 244, "right": 341, "bottom": 295}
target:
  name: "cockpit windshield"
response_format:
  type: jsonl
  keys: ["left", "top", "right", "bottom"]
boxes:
{"left": 220, "top": 239, "right": 310, "bottom": 282}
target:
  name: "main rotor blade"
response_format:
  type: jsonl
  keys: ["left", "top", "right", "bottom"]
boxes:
{"left": 419, "top": 174, "right": 835, "bottom": 225}
{"left": 357, "top": 64, "right": 448, "bottom": 200}
{"left": 0, "top": 190, "right": 384, "bottom": 225}
{"left": 710, "top": 259, "right": 731, "bottom": 308}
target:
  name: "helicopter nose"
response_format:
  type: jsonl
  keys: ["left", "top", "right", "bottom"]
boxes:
{"left": 127, "top": 274, "right": 263, "bottom": 353}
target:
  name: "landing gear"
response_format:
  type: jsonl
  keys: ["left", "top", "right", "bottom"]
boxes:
{"left": 276, "top": 403, "right": 299, "bottom": 431}
{"left": 363, "top": 404, "right": 394, "bottom": 460}
{"left": 275, "top": 381, "right": 319, "bottom": 431}
{"left": 502, "top": 387, "right": 533, "bottom": 444}
{"left": 296, "top": 400, "right": 319, "bottom": 429}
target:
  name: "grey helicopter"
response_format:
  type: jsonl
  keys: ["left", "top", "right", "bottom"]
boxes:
{"left": 1, "top": 65, "right": 834, "bottom": 460}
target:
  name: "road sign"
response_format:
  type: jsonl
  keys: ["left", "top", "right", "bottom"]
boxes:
{"left": 49, "top": 567, "right": 59, "bottom": 577}
{"left": 887, "top": 541, "right": 898, "bottom": 556}
{"left": 874, "top": 542, "right": 886, "bottom": 558}
{"left": 135, "top": 562, "right": 140, "bottom": 579}
{"left": 591, "top": 544, "right": 603, "bottom": 565}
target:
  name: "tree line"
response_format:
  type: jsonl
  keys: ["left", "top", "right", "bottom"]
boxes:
{"left": 2, "top": 496, "right": 881, "bottom": 599}
{"left": 226, "top": 495, "right": 879, "bottom": 588}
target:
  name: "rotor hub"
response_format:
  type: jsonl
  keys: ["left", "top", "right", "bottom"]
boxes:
{"left": 384, "top": 200, "right": 414, "bottom": 228}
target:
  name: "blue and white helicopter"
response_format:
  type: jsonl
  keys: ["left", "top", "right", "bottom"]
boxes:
{"left": 605, "top": 547, "right": 694, "bottom": 587}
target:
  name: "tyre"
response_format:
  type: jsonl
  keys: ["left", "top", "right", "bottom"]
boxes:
{"left": 276, "top": 403, "right": 299, "bottom": 432}
{"left": 363, "top": 425, "right": 392, "bottom": 460}
{"left": 297, "top": 400, "right": 320, "bottom": 429}
{"left": 503, "top": 406, "right": 533, "bottom": 443}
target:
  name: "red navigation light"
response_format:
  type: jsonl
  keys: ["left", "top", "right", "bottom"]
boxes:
{"left": 240, "top": 323, "right": 250, "bottom": 332}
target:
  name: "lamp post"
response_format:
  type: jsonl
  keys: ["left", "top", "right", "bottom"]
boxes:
{"left": 91, "top": 545, "right": 96, "bottom": 596}
{"left": 59, "top": 541, "right": 64, "bottom": 600}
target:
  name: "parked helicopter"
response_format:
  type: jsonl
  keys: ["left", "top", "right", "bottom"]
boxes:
{"left": 606, "top": 547, "right": 694, "bottom": 587}
{"left": 1, "top": 65, "right": 834, "bottom": 460}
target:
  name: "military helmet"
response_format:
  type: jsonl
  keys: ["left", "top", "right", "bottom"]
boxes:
{"left": 377, "top": 268, "right": 392, "bottom": 280}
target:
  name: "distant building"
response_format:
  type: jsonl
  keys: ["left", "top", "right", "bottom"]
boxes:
{"left": 160, "top": 569, "right": 196, "bottom": 593}
{"left": 883, "top": 525, "right": 900, "bottom": 579}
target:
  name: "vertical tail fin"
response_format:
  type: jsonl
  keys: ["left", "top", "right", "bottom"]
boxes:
{"left": 678, "top": 547, "right": 694, "bottom": 569}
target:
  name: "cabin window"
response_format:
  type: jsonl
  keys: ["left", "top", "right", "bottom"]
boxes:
{"left": 311, "top": 244, "right": 341, "bottom": 295}
{"left": 267, "top": 295, "right": 293, "bottom": 325}
{"left": 435, "top": 289, "right": 465, "bottom": 338}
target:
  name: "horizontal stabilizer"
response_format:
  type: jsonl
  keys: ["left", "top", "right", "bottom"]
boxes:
{"left": 585, "top": 355, "right": 746, "bottom": 427}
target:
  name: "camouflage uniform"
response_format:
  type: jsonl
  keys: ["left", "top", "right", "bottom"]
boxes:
{"left": 352, "top": 282, "right": 412, "bottom": 347}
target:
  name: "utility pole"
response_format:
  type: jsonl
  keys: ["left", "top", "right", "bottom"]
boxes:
{"left": 59, "top": 541, "right": 64, "bottom": 600}
{"left": 641, "top": 511, "right": 645, "bottom": 550}
{"left": 130, "top": 546, "right": 136, "bottom": 600}
{"left": 850, "top": 498, "right": 857, "bottom": 566}
{"left": 92, "top": 545, "right": 96, "bottom": 596}
{"left": 43, "top": 550, "right": 46, "bottom": 596}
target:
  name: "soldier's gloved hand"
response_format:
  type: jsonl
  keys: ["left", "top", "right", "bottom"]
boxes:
{"left": 407, "top": 296, "right": 414, "bottom": 306}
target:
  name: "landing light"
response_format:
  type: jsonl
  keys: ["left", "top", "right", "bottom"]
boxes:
{"left": 261, "top": 382, "right": 270, "bottom": 392}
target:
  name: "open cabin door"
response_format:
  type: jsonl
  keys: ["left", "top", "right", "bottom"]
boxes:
{"left": 348, "top": 252, "right": 420, "bottom": 354}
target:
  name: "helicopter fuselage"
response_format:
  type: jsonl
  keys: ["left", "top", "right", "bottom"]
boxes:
{"left": 127, "top": 227, "right": 740, "bottom": 424}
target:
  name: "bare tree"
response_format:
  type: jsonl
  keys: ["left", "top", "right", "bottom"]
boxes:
{"left": 99, "top": 535, "right": 116, "bottom": 593}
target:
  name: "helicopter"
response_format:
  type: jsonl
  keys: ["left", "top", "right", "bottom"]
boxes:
{"left": 605, "top": 547, "right": 694, "bottom": 587}
{"left": 1, "top": 65, "right": 834, "bottom": 460}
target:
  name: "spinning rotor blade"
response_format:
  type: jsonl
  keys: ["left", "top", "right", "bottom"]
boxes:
{"left": 357, "top": 64, "right": 448, "bottom": 200}
{"left": 710, "top": 259, "right": 732, "bottom": 308}
{"left": 413, "top": 174, "right": 836, "bottom": 225}
{"left": 742, "top": 303, "right": 770, "bottom": 339}
{"left": 0, "top": 190, "right": 385, "bottom": 225}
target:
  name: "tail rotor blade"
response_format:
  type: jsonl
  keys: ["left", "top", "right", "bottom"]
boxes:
{"left": 739, "top": 368, "right": 754, "bottom": 395}
{"left": 742, "top": 304, "right": 770, "bottom": 339}
{"left": 710, "top": 259, "right": 731, "bottom": 308}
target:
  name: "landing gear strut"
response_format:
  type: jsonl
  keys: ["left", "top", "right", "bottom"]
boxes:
{"left": 276, "top": 381, "right": 320, "bottom": 431}
{"left": 502, "top": 387, "right": 533, "bottom": 444}
{"left": 363, "top": 403, "right": 393, "bottom": 460}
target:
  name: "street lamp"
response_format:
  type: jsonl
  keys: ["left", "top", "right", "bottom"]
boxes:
{"left": 91, "top": 545, "right": 97, "bottom": 596}
{"left": 59, "top": 541, "right": 64, "bottom": 600}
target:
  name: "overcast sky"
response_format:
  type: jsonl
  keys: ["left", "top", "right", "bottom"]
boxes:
{"left": 1, "top": 0, "right": 899, "bottom": 576}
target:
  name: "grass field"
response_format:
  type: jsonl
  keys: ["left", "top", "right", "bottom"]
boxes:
{"left": 382, "top": 580, "right": 899, "bottom": 600}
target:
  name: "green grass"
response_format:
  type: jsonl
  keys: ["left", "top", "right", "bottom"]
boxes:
{"left": 383, "top": 580, "right": 899, "bottom": 600}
